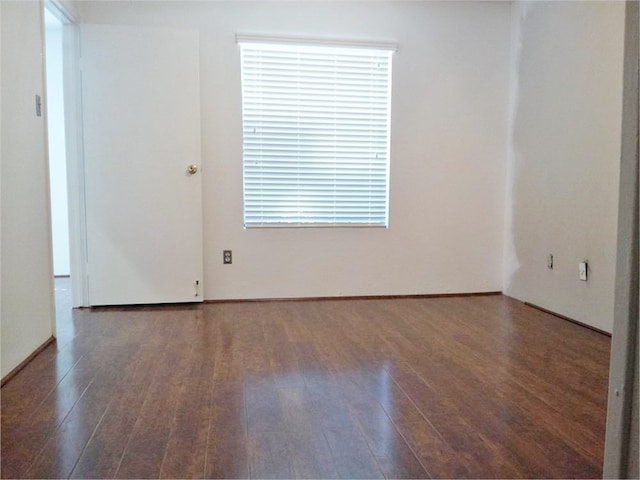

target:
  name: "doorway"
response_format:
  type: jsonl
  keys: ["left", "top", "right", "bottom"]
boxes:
{"left": 44, "top": 4, "right": 73, "bottom": 340}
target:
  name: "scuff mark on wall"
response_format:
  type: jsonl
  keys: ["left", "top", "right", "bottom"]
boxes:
{"left": 503, "top": 1, "right": 531, "bottom": 294}
{"left": 503, "top": 0, "right": 624, "bottom": 332}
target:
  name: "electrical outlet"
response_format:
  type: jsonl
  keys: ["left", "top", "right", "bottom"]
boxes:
{"left": 223, "top": 250, "right": 232, "bottom": 264}
{"left": 547, "top": 254, "right": 554, "bottom": 269}
{"left": 579, "top": 261, "right": 588, "bottom": 281}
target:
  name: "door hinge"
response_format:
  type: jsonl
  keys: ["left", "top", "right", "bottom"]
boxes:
{"left": 35, "top": 94, "right": 42, "bottom": 117}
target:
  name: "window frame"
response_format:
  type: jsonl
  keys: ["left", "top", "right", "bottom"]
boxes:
{"left": 238, "top": 35, "right": 396, "bottom": 229}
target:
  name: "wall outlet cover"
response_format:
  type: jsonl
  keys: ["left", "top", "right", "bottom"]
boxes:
{"left": 579, "top": 262, "right": 588, "bottom": 281}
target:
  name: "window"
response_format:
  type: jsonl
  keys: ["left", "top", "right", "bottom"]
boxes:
{"left": 239, "top": 37, "right": 394, "bottom": 227}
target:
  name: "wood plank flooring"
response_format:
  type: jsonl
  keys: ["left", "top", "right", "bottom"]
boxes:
{"left": 1, "top": 284, "right": 611, "bottom": 478}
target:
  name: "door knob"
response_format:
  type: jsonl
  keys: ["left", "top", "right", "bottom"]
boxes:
{"left": 187, "top": 164, "right": 198, "bottom": 175}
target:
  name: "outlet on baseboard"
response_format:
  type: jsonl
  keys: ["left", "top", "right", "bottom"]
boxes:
{"left": 579, "top": 261, "right": 588, "bottom": 281}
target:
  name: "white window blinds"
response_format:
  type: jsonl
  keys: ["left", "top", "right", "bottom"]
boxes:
{"left": 239, "top": 39, "right": 393, "bottom": 227}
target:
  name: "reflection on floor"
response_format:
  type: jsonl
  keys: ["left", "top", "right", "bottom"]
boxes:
{"left": 54, "top": 276, "right": 74, "bottom": 347}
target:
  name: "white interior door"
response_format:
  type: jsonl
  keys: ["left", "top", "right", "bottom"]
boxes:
{"left": 81, "top": 25, "right": 203, "bottom": 306}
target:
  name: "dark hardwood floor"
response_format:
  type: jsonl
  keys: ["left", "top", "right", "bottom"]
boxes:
{"left": 1, "top": 281, "right": 611, "bottom": 479}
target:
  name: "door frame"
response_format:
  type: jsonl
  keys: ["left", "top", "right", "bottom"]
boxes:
{"left": 44, "top": 0, "right": 89, "bottom": 307}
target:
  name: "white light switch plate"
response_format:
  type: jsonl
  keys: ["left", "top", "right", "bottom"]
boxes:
{"left": 579, "top": 262, "right": 588, "bottom": 281}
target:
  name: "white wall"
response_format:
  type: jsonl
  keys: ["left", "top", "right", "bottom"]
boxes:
{"left": 1, "top": 0, "right": 55, "bottom": 378}
{"left": 1, "top": 1, "right": 3, "bottom": 346}
{"left": 504, "top": 1, "right": 625, "bottom": 332}
{"left": 79, "top": 1, "right": 512, "bottom": 300}
{"left": 45, "top": 10, "right": 71, "bottom": 276}
{"left": 1, "top": 0, "right": 3, "bottom": 312}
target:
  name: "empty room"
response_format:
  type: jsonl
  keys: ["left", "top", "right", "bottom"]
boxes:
{"left": 1, "top": 0, "right": 638, "bottom": 479}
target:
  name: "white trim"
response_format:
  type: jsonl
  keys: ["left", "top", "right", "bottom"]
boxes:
{"left": 45, "top": 0, "right": 75, "bottom": 24}
{"left": 39, "top": 0, "right": 57, "bottom": 338}
{"left": 236, "top": 33, "right": 398, "bottom": 52}
{"left": 44, "top": 0, "right": 88, "bottom": 306}
{"left": 63, "top": 23, "right": 89, "bottom": 307}
{"left": 603, "top": 1, "right": 640, "bottom": 477}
